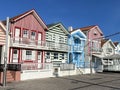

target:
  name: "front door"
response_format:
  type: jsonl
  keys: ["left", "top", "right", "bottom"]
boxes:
{"left": 37, "top": 51, "right": 42, "bottom": 68}
{"left": 13, "top": 49, "right": 19, "bottom": 63}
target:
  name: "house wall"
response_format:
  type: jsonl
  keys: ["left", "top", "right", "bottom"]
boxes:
{"left": 68, "top": 30, "right": 86, "bottom": 68}
{"left": 10, "top": 14, "right": 45, "bottom": 41}
{"left": 82, "top": 27, "right": 103, "bottom": 62}
{"left": 0, "top": 26, "right": 6, "bottom": 64}
{"left": 46, "top": 24, "right": 68, "bottom": 66}
{"left": 102, "top": 41, "right": 115, "bottom": 57}
{"left": 115, "top": 44, "right": 120, "bottom": 54}
{"left": 9, "top": 13, "right": 46, "bottom": 63}
{"left": 46, "top": 26, "right": 68, "bottom": 44}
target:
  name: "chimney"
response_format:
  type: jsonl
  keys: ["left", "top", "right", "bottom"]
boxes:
{"left": 68, "top": 26, "right": 73, "bottom": 32}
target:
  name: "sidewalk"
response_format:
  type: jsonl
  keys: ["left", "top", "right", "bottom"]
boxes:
{"left": 1, "top": 73, "right": 120, "bottom": 90}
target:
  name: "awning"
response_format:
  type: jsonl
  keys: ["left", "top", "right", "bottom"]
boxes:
{"left": 103, "top": 54, "right": 120, "bottom": 59}
{"left": 92, "top": 54, "right": 103, "bottom": 58}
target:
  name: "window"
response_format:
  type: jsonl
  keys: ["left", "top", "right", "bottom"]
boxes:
{"left": 48, "top": 34, "right": 52, "bottom": 41}
{"left": 74, "top": 38, "right": 81, "bottom": 44}
{"left": 38, "top": 51, "right": 41, "bottom": 60}
{"left": 54, "top": 53, "right": 58, "bottom": 59}
{"left": 13, "top": 49, "right": 18, "bottom": 61}
{"left": 61, "top": 53, "right": 64, "bottom": 59}
{"left": 106, "top": 48, "right": 112, "bottom": 53}
{"left": 26, "top": 50, "right": 32, "bottom": 60}
{"left": 46, "top": 52, "right": 50, "bottom": 59}
{"left": 23, "top": 30, "right": 29, "bottom": 38}
{"left": 31, "top": 31, "right": 36, "bottom": 40}
{"left": 13, "top": 49, "right": 17, "bottom": 54}
{"left": 59, "top": 36, "right": 64, "bottom": 43}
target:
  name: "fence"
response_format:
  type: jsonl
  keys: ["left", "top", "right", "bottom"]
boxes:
{"left": 21, "top": 63, "right": 53, "bottom": 71}
{"left": 60, "top": 63, "right": 75, "bottom": 71}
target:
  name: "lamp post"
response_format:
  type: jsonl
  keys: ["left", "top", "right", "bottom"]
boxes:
{"left": 3, "top": 17, "right": 9, "bottom": 87}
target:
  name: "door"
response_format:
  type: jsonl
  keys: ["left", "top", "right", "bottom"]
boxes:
{"left": 13, "top": 49, "right": 19, "bottom": 63}
{"left": 15, "top": 28, "right": 20, "bottom": 43}
{"left": 37, "top": 51, "right": 42, "bottom": 68}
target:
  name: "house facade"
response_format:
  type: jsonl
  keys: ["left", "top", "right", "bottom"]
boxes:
{"left": 68, "top": 29, "right": 86, "bottom": 68}
{"left": 6, "top": 10, "right": 49, "bottom": 69}
{"left": 80, "top": 25, "right": 103, "bottom": 65}
{"left": 46, "top": 22, "right": 69, "bottom": 67}
{"left": 114, "top": 42, "right": 120, "bottom": 54}
{"left": 101, "top": 39, "right": 115, "bottom": 57}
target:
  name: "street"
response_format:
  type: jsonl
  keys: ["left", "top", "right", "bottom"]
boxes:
{"left": 1, "top": 72, "right": 120, "bottom": 90}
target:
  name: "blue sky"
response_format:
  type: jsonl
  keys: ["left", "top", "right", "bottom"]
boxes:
{"left": 0, "top": 0, "right": 120, "bottom": 41}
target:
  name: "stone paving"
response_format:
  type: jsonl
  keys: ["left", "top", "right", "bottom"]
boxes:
{"left": 1, "top": 72, "right": 120, "bottom": 90}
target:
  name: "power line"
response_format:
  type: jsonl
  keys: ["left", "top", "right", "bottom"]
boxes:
{"left": 104, "top": 32, "right": 120, "bottom": 39}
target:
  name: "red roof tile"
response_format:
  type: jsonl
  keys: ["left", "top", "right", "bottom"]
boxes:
{"left": 80, "top": 25, "right": 97, "bottom": 31}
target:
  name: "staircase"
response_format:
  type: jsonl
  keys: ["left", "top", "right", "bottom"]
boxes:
{"left": 6, "top": 71, "right": 15, "bottom": 82}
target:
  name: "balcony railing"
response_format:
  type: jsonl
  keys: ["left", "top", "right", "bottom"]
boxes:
{"left": 69, "top": 45, "right": 84, "bottom": 52}
{"left": 10, "top": 37, "right": 69, "bottom": 52}
{"left": 21, "top": 63, "right": 53, "bottom": 71}
{"left": 92, "top": 48, "right": 102, "bottom": 53}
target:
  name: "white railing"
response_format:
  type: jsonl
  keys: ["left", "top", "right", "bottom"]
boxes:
{"left": 10, "top": 37, "right": 69, "bottom": 51}
{"left": 21, "top": 63, "right": 53, "bottom": 71}
{"left": 60, "top": 63, "right": 75, "bottom": 71}
{"left": 92, "top": 48, "right": 102, "bottom": 53}
{"left": 69, "top": 45, "right": 83, "bottom": 52}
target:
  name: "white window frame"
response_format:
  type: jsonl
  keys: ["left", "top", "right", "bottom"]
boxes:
{"left": 31, "top": 31, "right": 36, "bottom": 40}
{"left": 23, "top": 30, "right": 29, "bottom": 38}
{"left": 26, "top": 50, "right": 32, "bottom": 60}
{"left": 54, "top": 53, "right": 58, "bottom": 59}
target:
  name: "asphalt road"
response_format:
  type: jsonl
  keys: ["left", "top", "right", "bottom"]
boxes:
{"left": 1, "top": 72, "right": 120, "bottom": 90}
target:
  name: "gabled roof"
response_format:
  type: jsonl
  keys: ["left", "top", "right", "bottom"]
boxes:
{"left": 71, "top": 29, "right": 87, "bottom": 39}
{"left": 47, "top": 22, "right": 69, "bottom": 34}
{"left": 101, "top": 39, "right": 116, "bottom": 48}
{"left": 101, "top": 39, "right": 109, "bottom": 47}
{"left": 80, "top": 25, "right": 96, "bottom": 31}
{"left": 80, "top": 25, "right": 103, "bottom": 35}
{"left": 114, "top": 42, "right": 119, "bottom": 46}
{"left": 3, "top": 9, "right": 48, "bottom": 30}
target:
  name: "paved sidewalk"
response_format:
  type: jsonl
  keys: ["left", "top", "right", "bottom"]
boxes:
{"left": 1, "top": 73, "right": 120, "bottom": 90}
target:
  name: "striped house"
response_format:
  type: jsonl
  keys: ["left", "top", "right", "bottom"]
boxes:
{"left": 0, "top": 22, "right": 6, "bottom": 64}
{"left": 46, "top": 22, "right": 69, "bottom": 67}
{"left": 2, "top": 10, "right": 49, "bottom": 70}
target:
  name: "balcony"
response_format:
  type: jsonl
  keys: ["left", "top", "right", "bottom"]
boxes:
{"left": 10, "top": 37, "right": 69, "bottom": 52}
{"left": 92, "top": 48, "right": 102, "bottom": 53}
{"left": 69, "top": 45, "right": 84, "bottom": 52}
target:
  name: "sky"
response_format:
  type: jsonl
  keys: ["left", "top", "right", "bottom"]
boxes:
{"left": 0, "top": 0, "right": 120, "bottom": 41}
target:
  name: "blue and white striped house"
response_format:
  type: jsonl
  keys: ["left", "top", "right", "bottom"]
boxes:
{"left": 68, "top": 28, "right": 86, "bottom": 68}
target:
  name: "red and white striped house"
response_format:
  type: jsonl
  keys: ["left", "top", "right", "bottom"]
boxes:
{"left": 5, "top": 9, "right": 48, "bottom": 67}
{"left": 0, "top": 9, "right": 56, "bottom": 82}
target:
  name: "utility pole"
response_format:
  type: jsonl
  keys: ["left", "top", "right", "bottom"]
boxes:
{"left": 90, "top": 39, "right": 93, "bottom": 75}
{"left": 3, "top": 17, "right": 9, "bottom": 87}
